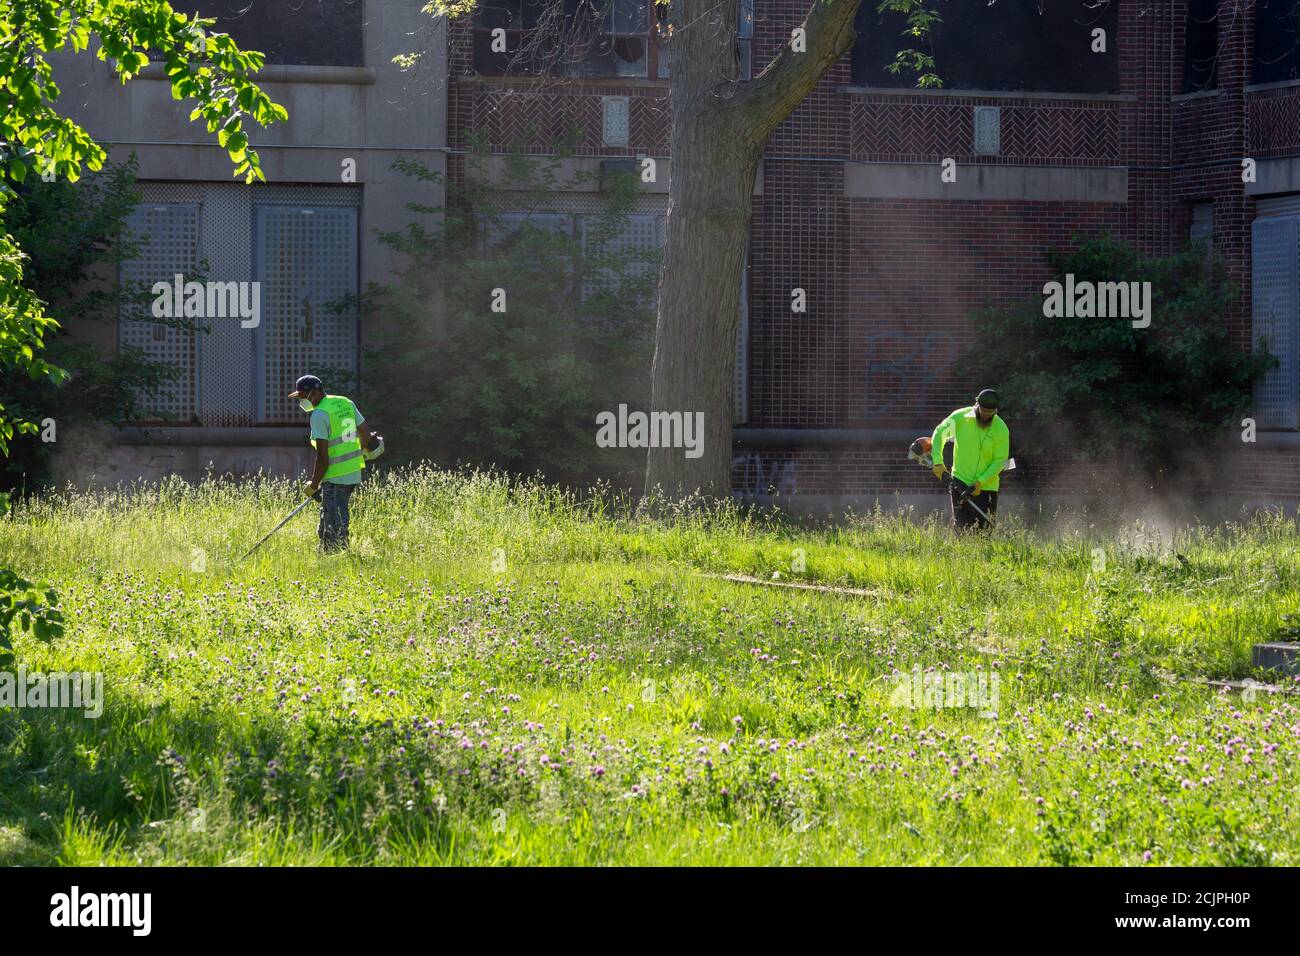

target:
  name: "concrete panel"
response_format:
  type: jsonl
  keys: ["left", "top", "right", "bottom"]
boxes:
{"left": 1249, "top": 157, "right": 1300, "bottom": 197}
{"left": 844, "top": 161, "right": 1129, "bottom": 202}
{"left": 47, "top": 425, "right": 307, "bottom": 488}
{"left": 49, "top": 2, "right": 446, "bottom": 154}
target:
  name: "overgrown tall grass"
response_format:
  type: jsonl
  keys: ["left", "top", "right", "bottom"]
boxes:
{"left": 1, "top": 467, "right": 1297, "bottom": 865}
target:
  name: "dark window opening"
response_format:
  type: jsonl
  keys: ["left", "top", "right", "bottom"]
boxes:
{"left": 851, "top": 0, "right": 1119, "bottom": 95}
{"left": 183, "top": 0, "right": 364, "bottom": 68}
{"left": 1183, "top": 0, "right": 1219, "bottom": 92}
{"left": 1254, "top": 0, "right": 1300, "bottom": 84}
{"left": 473, "top": 0, "right": 658, "bottom": 78}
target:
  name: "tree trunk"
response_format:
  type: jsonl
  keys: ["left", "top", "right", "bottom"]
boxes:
{"left": 645, "top": 105, "right": 759, "bottom": 497}
{"left": 644, "top": 0, "right": 866, "bottom": 499}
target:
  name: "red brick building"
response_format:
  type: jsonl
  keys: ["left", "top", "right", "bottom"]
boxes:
{"left": 448, "top": 1, "right": 1300, "bottom": 507}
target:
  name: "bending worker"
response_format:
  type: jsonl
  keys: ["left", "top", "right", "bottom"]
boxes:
{"left": 930, "top": 388, "right": 1009, "bottom": 532}
{"left": 287, "top": 374, "right": 384, "bottom": 552}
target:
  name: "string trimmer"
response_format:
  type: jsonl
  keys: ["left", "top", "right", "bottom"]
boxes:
{"left": 239, "top": 491, "right": 320, "bottom": 561}
{"left": 908, "top": 436, "right": 1015, "bottom": 524}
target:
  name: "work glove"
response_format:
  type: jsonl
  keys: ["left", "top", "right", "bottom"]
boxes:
{"left": 363, "top": 435, "right": 385, "bottom": 461}
{"left": 303, "top": 482, "right": 321, "bottom": 500}
{"left": 971, "top": 480, "right": 982, "bottom": 495}
{"left": 932, "top": 463, "right": 946, "bottom": 480}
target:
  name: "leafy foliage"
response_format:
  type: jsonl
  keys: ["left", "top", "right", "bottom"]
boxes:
{"left": 0, "top": 569, "right": 64, "bottom": 668}
{"left": 0, "top": 231, "right": 66, "bottom": 456}
{"left": 0, "top": 0, "right": 286, "bottom": 457}
{"left": 879, "top": 0, "right": 943, "bottom": 87}
{"left": 0, "top": 1, "right": 286, "bottom": 664}
{"left": 0, "top": 158, "right": 191, "bottom": 489}
{"left": 966, "top": 234, "right": 1272, "bottom": 484}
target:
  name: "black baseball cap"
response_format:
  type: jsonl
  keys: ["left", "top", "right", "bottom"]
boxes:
{"left": 975, "top": 388, "right": 1000, "bottom": 410}
{"left": 287, "top": 374, "right": 323, "bottom": 399}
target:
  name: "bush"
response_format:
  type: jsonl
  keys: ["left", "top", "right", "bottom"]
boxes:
{"left": 0, "top": 157, "right": 182, "bottom": 491}
{"left": 966, "top": 233, "right": 1272, "bottom": 488}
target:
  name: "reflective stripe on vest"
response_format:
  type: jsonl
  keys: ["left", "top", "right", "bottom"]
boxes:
{"left": 312, "top": 394, "right": 365, "bottom": 481}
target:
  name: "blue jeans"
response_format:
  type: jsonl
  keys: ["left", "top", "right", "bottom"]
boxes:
{"left": 318, "top": 482, "right": 355, "bottom": 552}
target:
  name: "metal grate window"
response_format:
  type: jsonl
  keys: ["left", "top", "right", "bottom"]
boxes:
{"left": 478, "top": 211, "right": 573, "bottom": 250}
{"left": 124, "top": 183, "right": 360, "bottom": 427}
{"left": 974, "top": 106, "right": 1001, "bottom": 156}
{"left": 119, "top": 203, "right": 201, "bottom": 421}
{"left": 471, "top": 192, "right": 750, "bottom": 423}
{"left": 255, "top": 205, "right": 360, "bottom": 423}
{"left": 602, "top": 96, "right": 630, "bottom": 147}
{"left": 1251, "top": 214, "right": 1299, "bottom": 429}
{"left": 127, "top": 184, "right": 361, "bottom": 429}
{"left": 577, "top": 211, "right": 661, "bottom": 305}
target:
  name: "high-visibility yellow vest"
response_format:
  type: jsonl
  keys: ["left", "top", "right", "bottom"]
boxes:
{"left": 931, "top": 406, "right": 1010, "bottom": 491}
{"left": 313, "top": 394, "right": 365, "bottom": 482}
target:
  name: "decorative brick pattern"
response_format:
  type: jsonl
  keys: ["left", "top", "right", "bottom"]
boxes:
{"left": 848, "top": 99, "right": 1121, "bottom": 164}
{"left": 1248, "top": 87, "right": 1300, "bottom": 158}
{"left": 464, "top": 85, "right": 670, "bottom": 155}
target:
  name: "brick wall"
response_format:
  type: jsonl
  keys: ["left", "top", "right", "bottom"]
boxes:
{"left": 446, "top": 1, "right": 1300, "bottom": 506}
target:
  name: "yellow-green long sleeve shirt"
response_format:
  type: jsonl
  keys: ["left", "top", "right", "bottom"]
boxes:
{"left": 931, "top": 406, "right": 1010, "bottom": 491}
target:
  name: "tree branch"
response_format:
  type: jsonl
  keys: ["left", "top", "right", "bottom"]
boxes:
{"left": 734, "top": 0, "right": 865, "bottom": 146}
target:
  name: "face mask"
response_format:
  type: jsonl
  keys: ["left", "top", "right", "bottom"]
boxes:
{"left": 299, "top": 398, "right": 314, "bottom": 413}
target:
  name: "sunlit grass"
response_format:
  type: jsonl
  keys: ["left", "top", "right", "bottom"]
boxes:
{"left": 1, "top": 466, "right": 1298, "bottom": 865}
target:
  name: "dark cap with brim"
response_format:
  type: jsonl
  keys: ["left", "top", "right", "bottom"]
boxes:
{"left": 976, "top": 388, "right": 1000, "bottom": 410}
{"left": 287, "top": 374, "right": 323, "bottom": 399}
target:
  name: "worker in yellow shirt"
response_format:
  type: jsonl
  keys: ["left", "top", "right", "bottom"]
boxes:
{"left": 930, "top": 389, "right": 1010, "bottom": 532}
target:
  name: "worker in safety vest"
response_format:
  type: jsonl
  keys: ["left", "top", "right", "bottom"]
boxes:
{"left": 288, "top": 374, "right": 384, "bottom": 552}
{"left": 930, "top": 388, "right": 1009, "bottom": 532}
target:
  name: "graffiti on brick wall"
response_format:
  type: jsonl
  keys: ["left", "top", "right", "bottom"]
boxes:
{"left": 732, "top": 453, "right": 798, "bottom": 496}
{"left": 864, "top": 329, "right": 960, "bottom": 416}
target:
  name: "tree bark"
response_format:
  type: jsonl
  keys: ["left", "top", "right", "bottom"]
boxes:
{"left": 645, "top": 0, "right": 866, "bottom": 499}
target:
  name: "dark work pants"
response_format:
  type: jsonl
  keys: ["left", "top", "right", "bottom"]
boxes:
{"left": 951, "top": 484, "right": 998, "bottom": 532}
{"left": 319, "top": 482, "right": 355, "bottom": 552}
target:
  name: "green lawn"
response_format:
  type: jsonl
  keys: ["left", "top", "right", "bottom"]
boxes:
{"left": 1, "top": 468, "right": 1298, "bottom": 865}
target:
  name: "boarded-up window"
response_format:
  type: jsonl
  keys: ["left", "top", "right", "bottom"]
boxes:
{"left": 186, "top": 0, "right": 363, "bottom": 67}
{"left": 1183, "top": 0, "right": 1219, "bottom": 92}
{"left": 119, "top": 203, "right": 201, "bottom": 422}
{"left": 1254, "top": 0, "right": 1300, "bottom": 84}
{"left": 1251, "top": 211, "right": 1300, "bottom": 429}
{"left": 852, "top": 0, "right": 1119, "bottom": 94}
{"left": 254, "top": 206, "right": 360, "bottom": 423}
{"left": 473, "top": 0, "right": 654, "bottom": 78}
